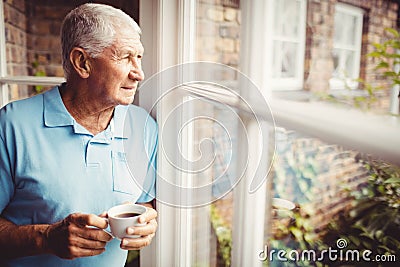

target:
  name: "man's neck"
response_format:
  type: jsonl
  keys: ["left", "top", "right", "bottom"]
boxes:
{"left": 59, "top": 82, "right": 115, "bottom": 136}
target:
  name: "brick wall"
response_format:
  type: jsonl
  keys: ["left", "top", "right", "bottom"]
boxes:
{"left": 24, "top": 0, "right": 139, "bottom": 78}
{"left": 271, "top": 129, "right": 369, "bottom": 236}
{"left": 3, "top": 0, "right": 29, "bottom": 100}
{"left": 305, "top": 0, "right": 398, "bottom": 112}
{"left": 25, "top": 1, "right": 69, "bottom": 78}
{"left": 196, "top": 0, "right": 241, "bottom": 70}
{"left": 4, "top": 0, "right": 27, "bottom": 76}
{"left": 304, "top": 0, "right": 336, "bottom": 93}
{"left": 362, "top": 0, "right": 398, "bottom": 110}
{"left": 195, "top": 0, "right": 398, "bottom": 112}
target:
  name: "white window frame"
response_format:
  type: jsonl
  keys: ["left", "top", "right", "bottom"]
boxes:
{"left": 140, "top": 1, "right": 271, "bottom": 267}
{"left": 330, "top": 3, "right": 363, "bottom": 90}
{"left": 139, "top": 0, "right": 197, "bottom": 266}
{"left": 0, "top": 0, "right": 7, "bottom": 106}
{"left": 265, "top": 0, "right": 307, "bottom": 91}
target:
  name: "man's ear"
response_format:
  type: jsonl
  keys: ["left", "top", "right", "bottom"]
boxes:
{"left": 69, "top": 47, "right": 91, "bottom": 78}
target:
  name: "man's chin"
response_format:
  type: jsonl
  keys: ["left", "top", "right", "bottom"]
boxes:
{"left": 118, "top": 96, "right": 135, "bottom": 106}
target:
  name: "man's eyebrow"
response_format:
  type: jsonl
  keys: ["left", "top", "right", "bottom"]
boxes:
{"left": 118, "top": 46, "right": 144, "bottom": 55}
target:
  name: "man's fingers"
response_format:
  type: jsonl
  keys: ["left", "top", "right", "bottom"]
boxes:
{"left": 98, "top": 211, "right": 108, "bottom": 218}
{"left": 66, "top": 214, "right": 112, "bottom": 242}
{"left": 68, "top": 213, "right": 108, "bottom": 229}
{"left": 137, "top": 208, "right": 157, "bottom": 224}
{"left": 69, "top": 234, "right": 109, "bottom": 250}
{"left": 120, "top": 234, "right": 155, "bottom": 250}
{"left": 127, "top": 219, "right": 157, "bottom": 236}
{"left": 46, "top": 216, "right": 111, "bottom": 260}
{"left": 81, "top": 227, "right": 113, "bottom": 242}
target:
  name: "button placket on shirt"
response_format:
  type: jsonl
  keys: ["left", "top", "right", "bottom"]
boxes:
{"left": 85, "top": 131, "right": 112, "bottom": 168}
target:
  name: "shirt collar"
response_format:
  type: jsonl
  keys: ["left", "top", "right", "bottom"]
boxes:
{"left": 43, "top": 85, "right": 74, "bottom": 127}
{"left": 43, "top": 85, "right": 129, "bottom": 139}
{"left": 43, "top": 86, "right": 129, "bottom": 139}
{"left": 113, "top": 105, "right": 129, "bottom": 139}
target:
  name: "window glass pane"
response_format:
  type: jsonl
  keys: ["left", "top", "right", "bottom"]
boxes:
{"left": 273, "top": 41, "right": 298, "bottom": 78}
{"left": 187, "top": 96, "right": 237, "bottom": 266}
{"left": 5, "top": 83, "right": 55, "bottom": 102}
{"left": 273, "top": 0, "right": 301, "bottom": 38}
{"left": 332, "top": 49, "right": 356, "bottom": 79}
{"left": 196, "top": 0, "right": 240, "bottom": 71}
{"left": 344, "top": 51, "right": 356, "bottom": 77}
{"left": 7, "top": 83, "right": 29, "bottom": 102}
{"left": 265, "top": 127, "right": 400, "bottom": 266}
{"left": 334, "top": 12, "right": 357, "bottom": 47}
{"left": 191, "top": 2, "right": 242, "bottom": 264}
{"left": 329, "top": 4, "right": 363, "bottom": 90}
{"left": 269, "top": 0, "right": 306, "bottom": 89}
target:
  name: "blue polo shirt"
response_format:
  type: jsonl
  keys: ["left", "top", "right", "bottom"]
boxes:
{"left": 0, "top": 86, "right": 158, "bottom": 266}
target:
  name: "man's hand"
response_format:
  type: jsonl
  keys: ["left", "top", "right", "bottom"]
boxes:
{"left": 45, "top": 213, "right": 113, "bottom": 259}
{"left": 119, "top": 206, "right": 158, "bottom": 250}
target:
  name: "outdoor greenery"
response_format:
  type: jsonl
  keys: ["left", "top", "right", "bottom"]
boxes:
{"left": 326, "top": 157, "right": 400, "bottom": 265}
{"left": 368, "top": 28, "right": 400, "bottom": 88}
{"left": 269, "top": 156, "right": 400, "bottom": 267}
{"left": 210, "top": 204, "right": 232, "bottom": 267}
{"left": 269, "top": 131, "right": 399, "bottom": 266}
{"left": 31, "top": 61, "right": 46, "bottom": 94}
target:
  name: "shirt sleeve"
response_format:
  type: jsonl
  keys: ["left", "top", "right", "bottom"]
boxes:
{"left": 136, "top": 123, "right": 158, "bottom": 204}
{"left": 0, "top": 132, "right": 14, "bottom": 213}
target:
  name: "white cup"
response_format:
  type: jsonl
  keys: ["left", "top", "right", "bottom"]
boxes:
{"left": 107, "top": 204, "right": 147, "bottom": 239}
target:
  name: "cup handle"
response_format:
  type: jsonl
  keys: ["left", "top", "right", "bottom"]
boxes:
{"left": 102, "top": 218, "right": 115, "bottom": 238}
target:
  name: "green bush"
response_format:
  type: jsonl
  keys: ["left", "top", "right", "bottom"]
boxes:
{"left": 325, "top": 157, "right": 400, "bottom": 265}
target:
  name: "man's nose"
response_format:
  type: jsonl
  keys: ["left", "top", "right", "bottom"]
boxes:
{"left": 129, "top": 68, "right": 145, "bottom": 81}
{"left": 129, "top": 59, "right": 145, "bottom": 81}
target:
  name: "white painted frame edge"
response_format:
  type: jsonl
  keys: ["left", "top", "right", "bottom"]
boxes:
{"left": 330, "top": 3, "right": 364, "bottom": 90}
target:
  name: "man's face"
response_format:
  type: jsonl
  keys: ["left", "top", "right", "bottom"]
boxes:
{"left": 87, "top": 29, "right": 145, "bottom": 106}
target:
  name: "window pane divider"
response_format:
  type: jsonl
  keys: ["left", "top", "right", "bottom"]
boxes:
{"left": 0, "top": 75, "right": 65, "bottom": 86}
{"left": 270, "top": 97, "right": 400, "bottom": 166}
{"left": 0, "top": 1, "right": 8, "bottom": 106}
{"left": 333, "top": 44, "right": 358, "bottom": 51}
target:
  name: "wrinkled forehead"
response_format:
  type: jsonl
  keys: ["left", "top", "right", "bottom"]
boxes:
{"left": 114, "top": 29, "right": 144, "bottom": 52}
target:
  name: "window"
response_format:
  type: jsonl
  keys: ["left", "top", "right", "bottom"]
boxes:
{"left": 140, "top": 1, "right": 275, "bottom": 266}
{"left": 267, "top": 0, "right": 307, "bottom": 90}
{"left": 142, "top": 0, "right": 400, "bottom": 266}
{"left": 330, "top": 3, "right": 363, "bottom": 90}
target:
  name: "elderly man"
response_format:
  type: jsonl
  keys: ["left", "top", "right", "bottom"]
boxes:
{"left": 0, "top": 3, "right": 157, "bottom": 266}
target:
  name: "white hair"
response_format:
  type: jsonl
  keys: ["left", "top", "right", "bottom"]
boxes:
{"left": 61, "top": 3, "right": 141, "bottom": 79}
